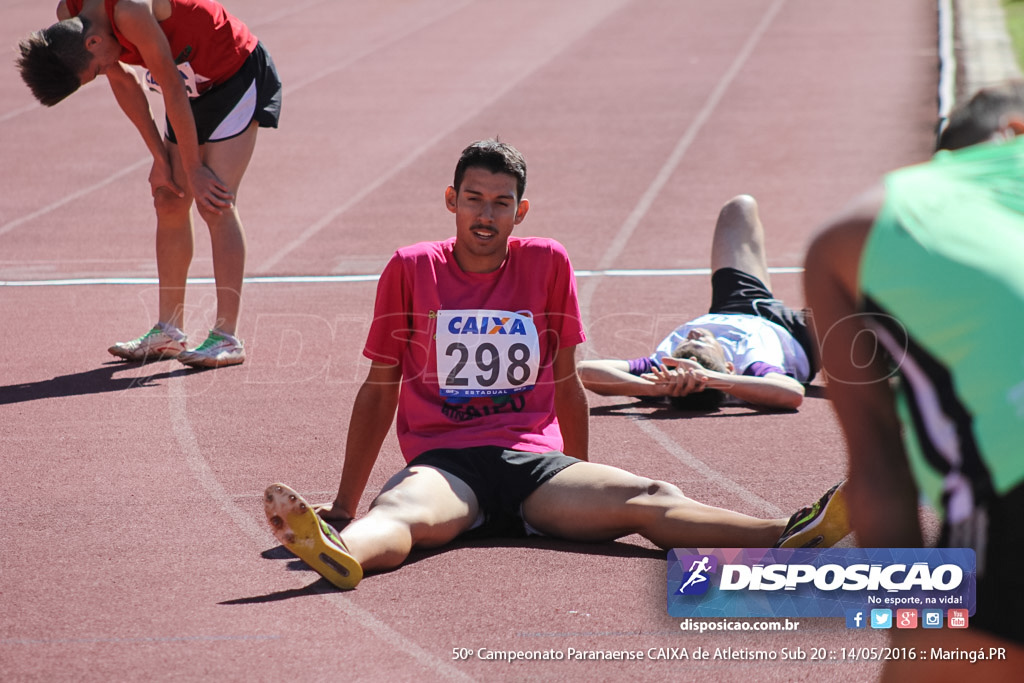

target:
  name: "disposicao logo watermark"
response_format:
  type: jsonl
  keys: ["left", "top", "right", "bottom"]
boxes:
{"left": 667, "top": 548, "right": 975, "bottom": 618}
{"left": 675, "top": 554, "right": 718, "bottom": 596}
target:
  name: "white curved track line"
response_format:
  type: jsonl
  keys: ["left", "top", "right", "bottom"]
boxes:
{"left": 168, "top": 376, "right": 476, "bottom": 682}
{"left": 156, "top": 2, "right": 620, "bottom": 677}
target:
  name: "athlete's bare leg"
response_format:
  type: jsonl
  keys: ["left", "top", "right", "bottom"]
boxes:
{"left": 338, "top": 465, "right": 481, "bottom": 571}
{"left": 522, "top": 461, "right": 785, "bottom": 548}
{"left": 710, "top": 194, "right": 772, "bottom": 289}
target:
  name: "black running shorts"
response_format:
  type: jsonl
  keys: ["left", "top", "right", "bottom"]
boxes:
{"left": 709, "top": 267, "right": 819, "bottom": 379}
{"left": 165, "top": 41, "right": 282, "bottom": 145}
{"left": 408, "top": 446, "right": 582, "bottom": 538}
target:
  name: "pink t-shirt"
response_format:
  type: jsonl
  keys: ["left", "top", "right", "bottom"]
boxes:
{"left": 364, "top": 236, "right": 586, "bottom": 462}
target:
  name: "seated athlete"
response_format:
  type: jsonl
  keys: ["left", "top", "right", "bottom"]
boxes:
{"left": 579, "top": 195, "right": 815, "bottom": 411}
{"left": 262, "top": 140, "right": 848, "bottom": 590}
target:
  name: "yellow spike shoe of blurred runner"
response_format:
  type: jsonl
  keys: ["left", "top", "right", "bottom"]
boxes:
{"left": 774, "top": 482, "right": 850, "bottom": 548}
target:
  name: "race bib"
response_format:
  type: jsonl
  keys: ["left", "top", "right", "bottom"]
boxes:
{"left": 435, "top": 310, "right": 540, "bottom": 398}
{"left": 145, "top": 62, "right": 203, "bottom": 99}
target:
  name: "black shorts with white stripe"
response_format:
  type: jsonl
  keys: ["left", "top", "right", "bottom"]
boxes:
{"left": 165, "top": 41, "right": 282, "bottom": 145}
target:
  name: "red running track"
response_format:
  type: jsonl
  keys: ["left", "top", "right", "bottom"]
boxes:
{"left": 1, "top": 1, "right": 956, "bottom": 681}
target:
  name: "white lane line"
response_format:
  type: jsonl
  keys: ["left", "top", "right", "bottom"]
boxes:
{"left": 0, "top": 266, "right": 803, "bottom": 288}
{"left": 583, "top": 0, "right": 787, "bottom": 278}
{"left": 0, "top": 101, "right": 39, "bottom": 124}
{"left": 256, "top": 0, "right": 632, "bottom": 274}
{"left": 0, "top": 0, "right": 473, "bottom": 242}
{"left": 575, "top": 0, "right": 788, "bottom": 514}
{"left": 280, "top": 0, "right": 474, "bottom": 95}
{"left": 633, "top": 421, "right": 785, "bottom": 518}
{"left": 0, "top": 0, "right": 323, "bottom": 123}
{"left": 0, "top": 160, "right": 148, "bottom": 238}
{"left": 937, "top": 0, "right": 956, "bottom": 133}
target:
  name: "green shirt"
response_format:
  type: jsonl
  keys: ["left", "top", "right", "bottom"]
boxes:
{"left": 860, "top": 137, "right": 1024, "bottom": 512}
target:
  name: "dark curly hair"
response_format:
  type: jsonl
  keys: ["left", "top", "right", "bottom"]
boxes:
{"left": 453, "top": 139, "right": 527, "bottom": 201}
{"left": 16, "top": 17, "right": 92, "bottom": 106}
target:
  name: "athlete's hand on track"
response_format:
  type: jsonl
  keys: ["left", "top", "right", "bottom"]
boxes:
{"left": 314, "top": 502, "right": 354, "bottom": 529}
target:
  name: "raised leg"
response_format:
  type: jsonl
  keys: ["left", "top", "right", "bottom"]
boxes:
{"left": 710, "top": 194, "right": 772, "bottom": 289}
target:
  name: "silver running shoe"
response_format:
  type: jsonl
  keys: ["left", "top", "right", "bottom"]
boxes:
{"left": 177, "top": 329, "right": 245, "bottom": 368}
{"left": 108, "top": 323, "right": 187, "bottom": 362}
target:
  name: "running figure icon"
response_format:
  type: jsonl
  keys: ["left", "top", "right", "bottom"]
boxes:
{"left": 679, "top": 556, "right": 713, "bottom": 594}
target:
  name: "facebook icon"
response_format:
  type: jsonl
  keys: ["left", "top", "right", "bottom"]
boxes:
{"left": 845, "top": 609, "right": 866, "bottom": 629}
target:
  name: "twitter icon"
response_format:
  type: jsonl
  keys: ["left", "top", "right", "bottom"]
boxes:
{"left": 870, "top": 609, "right": 893, "bottom": 629}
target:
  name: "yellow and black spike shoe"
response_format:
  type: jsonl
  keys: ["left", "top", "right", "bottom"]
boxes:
{"left": 775, "top": 482, "right": 850, "bottom": 548}
{"left": 264, "top": 483, "right": 363, "bottom": 589}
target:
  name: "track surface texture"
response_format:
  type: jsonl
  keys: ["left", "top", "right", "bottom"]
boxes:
{"left": 0, "top": 1, "right": 994, "bottom": 681}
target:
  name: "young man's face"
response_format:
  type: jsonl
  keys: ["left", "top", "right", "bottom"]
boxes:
{"left": 77, "top": 28, "right": 122, "bottom": 85}
{"left": 673, "top": 328, "right": 732, "bottom": 372}
{"left": 446, "top": 166, "right": 528, "bottom": 273}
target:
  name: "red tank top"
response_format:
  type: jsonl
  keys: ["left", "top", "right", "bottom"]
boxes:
{"left": 66, "top": 0, "right": 257, "bottom": 92}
